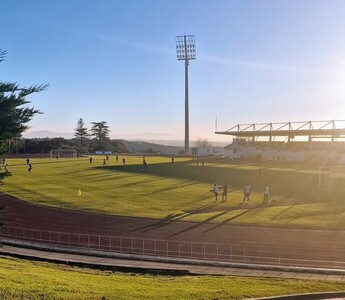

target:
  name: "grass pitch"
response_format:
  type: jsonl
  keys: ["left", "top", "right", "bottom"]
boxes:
{"left": 1, "top": 156, "right": 344, "bottom": 229}
{"left": 1, "top": 255, "right": 344, "bottom": 299}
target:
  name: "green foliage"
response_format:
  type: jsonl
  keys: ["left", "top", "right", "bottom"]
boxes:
{"left": 0, "top": 255, "right": 344, "bottom": 299}
{"left": 90, "top": 121, "right": 110, "bottom": 150}
{"left": 0, "top": 49, "right": 6, "bottom": 62}
{"left": 74, "top": 118, "right": 89, "bottom": 149}
{"left": 0, "top": 81, "right": 48, "bottom": 142}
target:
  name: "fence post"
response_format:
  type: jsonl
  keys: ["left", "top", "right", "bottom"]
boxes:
{"left": 99, "top": 235, "right": 100, "bottom": 250}
{"left": 204, "top": 244, "right": 205, "bottom": 260}
{"left": 143, "top": 240, "right": 144, "bottom": 255}
{"left": 179, "top": 242, "right": 180, "bottom": 259}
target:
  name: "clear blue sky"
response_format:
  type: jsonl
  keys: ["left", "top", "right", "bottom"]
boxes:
{"left": 2, "top": 0, "right": 345, "bottom": 143}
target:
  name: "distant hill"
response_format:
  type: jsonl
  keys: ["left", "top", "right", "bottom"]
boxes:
{"left": 23, "top": 130, "right": 74, "bottom": 139}
{"left": 22, "top": 131, "right": 227, "bottom": 154}
{"left": 123, "top": 140, "right": 183, "bottom": 154}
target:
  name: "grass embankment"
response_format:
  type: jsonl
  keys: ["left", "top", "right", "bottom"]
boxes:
{"left": 1, "top": 255, "right": 344, "bottom": 299}
{"left": 2, "top": 156, "right": 344, "bottom": 229}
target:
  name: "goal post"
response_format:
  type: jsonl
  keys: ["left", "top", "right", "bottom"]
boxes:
{"left": 319, "top": 166, "right": 345, "bottom": 191}
{"left": 50, "top": 149, "right": 77, "bottom": 159}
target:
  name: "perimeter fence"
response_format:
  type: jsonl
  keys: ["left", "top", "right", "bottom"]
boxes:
{"left": 1, "top": 226, "right": 345, "bottom": 270}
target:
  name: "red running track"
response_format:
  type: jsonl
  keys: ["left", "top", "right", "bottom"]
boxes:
{"left": 1, "top": 192, "right": 345, "bottom": 267}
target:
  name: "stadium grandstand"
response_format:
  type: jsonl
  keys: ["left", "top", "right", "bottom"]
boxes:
{"left": 216, "top": 120, "right": 345, "bottom": 164}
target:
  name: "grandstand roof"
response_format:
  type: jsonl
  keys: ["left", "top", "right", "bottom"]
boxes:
{"left": 215, "top": 120, "right": 345, "bottom": 140}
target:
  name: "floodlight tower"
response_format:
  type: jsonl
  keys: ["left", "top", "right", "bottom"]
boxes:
{"left": 176, "top": 35, "right": 196, "bottom": 154}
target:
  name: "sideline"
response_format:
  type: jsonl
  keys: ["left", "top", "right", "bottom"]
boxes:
{"left": 1, "top": 243, "right": 345, "bottom": 282}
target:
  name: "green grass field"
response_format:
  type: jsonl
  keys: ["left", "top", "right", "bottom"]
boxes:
{"left": 1, "top": 155, "right": 345, "bottom": 229}
{"left": 1, "top": 255, "right": 344, "bottom": 300}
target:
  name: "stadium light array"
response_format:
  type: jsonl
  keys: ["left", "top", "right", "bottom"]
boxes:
{"left": 175, "top": 35, "right": 196, "bottom": 154}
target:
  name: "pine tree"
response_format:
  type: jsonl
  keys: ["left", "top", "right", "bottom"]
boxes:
{"left": 90, "top": 121, "right": 110, "bottom": 150}
{"left": 74, "top": 118, "right": 89, "bottom": 148}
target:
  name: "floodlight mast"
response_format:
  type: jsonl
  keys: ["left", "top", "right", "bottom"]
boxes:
{"left": 176, "top": 35, "right": 196, "bottom": 154}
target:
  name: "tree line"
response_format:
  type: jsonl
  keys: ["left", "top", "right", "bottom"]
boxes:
{"left": 4, "top": 118, "right": 127, "bottom": 155}
{"left": 73, "top": 119, "right": 125, "bottom": 153}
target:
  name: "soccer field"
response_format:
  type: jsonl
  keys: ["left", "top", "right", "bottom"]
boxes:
{"left": 1, "top": 156, "right": 344, "bottom": 229}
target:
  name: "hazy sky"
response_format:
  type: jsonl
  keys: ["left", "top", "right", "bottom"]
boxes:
{"left": 2, "top": 0, "right": 345, "bottom": 143}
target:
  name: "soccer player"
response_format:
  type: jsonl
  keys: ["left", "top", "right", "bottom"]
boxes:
{"left": 211, "top": 183, "right": 219, "bottom": 202}
{"left": 221, "top": 183, "right": 228, "bottom": 202}
{"left": 243, "top": 183, "right": 251, "bottom": 204}
{"left": 263, "top": 185, "right": 269, "bottom": 203}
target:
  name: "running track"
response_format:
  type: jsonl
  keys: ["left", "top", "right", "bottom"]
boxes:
{"left": 1, "top": 192, "right": 345, "bottom": 266}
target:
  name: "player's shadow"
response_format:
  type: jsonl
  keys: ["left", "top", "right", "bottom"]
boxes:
{"left": 132, "top": 203, "right": 218, "bottom": 233}
{"left": 203, "top": 203, "right": 263, "bottom": 233}
{"left": 168, "top": 208, "right": 238, "bottom": 237}
{"left": 270, "top": 203, "right": 297, "bottom": 220}
{"left": 143, "top": 181, "right": 199, "bottom": 196}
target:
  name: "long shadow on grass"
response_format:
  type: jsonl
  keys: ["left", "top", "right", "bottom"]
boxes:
{"left": 96, "top": 160, "right": 321, "bottom": 206}
{"left": 122, "top": 177, "right": 168, "bottom": 188}
{"left": 203, "top": 203, "right": 263, "bottom": 233}
{"left": 132, "top": 203, "right": 218, "bottom": 233}
{"left": 270, "top": 204, "right": 298, "bottom": 220}
{"left": 168, "top": 204, "right": 262, "bottom": 237}
{"left": 143, "top": 181, "right": 199, "bottom": 196}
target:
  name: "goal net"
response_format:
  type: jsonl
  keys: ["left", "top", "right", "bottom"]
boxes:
{"left": 50, "top": 149, "right": 77, "bottom": 159}
{"left": 319, "top": 166, "right": 345, "bottom": 191}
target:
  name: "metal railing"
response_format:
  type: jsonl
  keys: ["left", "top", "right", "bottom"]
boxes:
{"left": 1, "top": 226, "right": 345, "bottom": 270}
